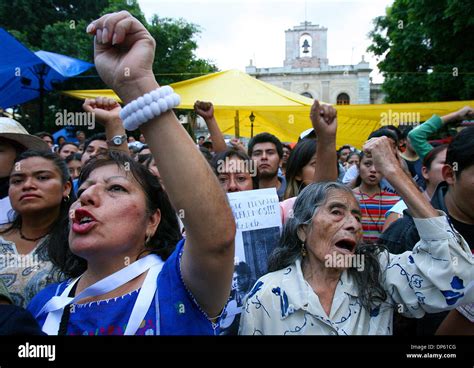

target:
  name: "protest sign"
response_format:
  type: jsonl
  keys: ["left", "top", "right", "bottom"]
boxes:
{"left": 220, "top": 188, "right": 282, "bottom": 335}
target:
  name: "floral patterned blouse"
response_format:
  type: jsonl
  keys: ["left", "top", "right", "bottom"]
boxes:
{"left": 0, "top": 235, "right": 61, "bottom": 308}
{"left": 239, "top": 213, "right": 474, "bottom": 335}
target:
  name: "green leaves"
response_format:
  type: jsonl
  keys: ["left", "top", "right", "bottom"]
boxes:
{"left": 368, "top": 0, "right": 474, "bottom": 103}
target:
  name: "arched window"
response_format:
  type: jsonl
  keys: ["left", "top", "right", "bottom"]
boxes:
{"left": 336, "top": 93, "right": 350, "bottom": 105}
{"left": 301, "top": 92, "right": 313, "bottom": 98}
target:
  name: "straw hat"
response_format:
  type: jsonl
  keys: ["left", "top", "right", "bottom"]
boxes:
{"left": 0, "top": 117, "right": 49, "bottom": 151}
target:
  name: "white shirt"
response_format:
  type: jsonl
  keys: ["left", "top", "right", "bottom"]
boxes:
{"left": 0, "top": 196, "right": 13, "bottom": 225}
{"left": 239, "top": 213, "right": 474, "bottom": 335}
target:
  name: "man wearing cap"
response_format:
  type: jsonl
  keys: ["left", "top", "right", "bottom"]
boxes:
{"left": 0, "top": 118, "right": 49, "bottom": 225}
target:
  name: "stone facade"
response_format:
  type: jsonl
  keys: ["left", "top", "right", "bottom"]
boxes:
{"left": 246, "top": 21, "right": 384, "bottom": 105}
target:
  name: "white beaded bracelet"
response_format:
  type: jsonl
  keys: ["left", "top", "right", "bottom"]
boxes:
{"left": 119, "top": 85, "right": 181, "bottom": 131}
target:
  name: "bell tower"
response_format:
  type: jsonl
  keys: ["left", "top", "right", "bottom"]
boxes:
{"left": 284, "top": 21, "right": 328, "bottom": 68}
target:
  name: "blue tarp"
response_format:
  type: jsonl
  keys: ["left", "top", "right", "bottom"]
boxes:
{"left": 0, "top": 27, "right": 93, "bottom": 109}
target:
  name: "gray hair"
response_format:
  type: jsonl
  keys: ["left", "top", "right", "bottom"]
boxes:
{"left": 268, "top": 181, "right": 387, "bottom": 311}
{"left": 269, "top": 182, "right": 354, "bottom": 271}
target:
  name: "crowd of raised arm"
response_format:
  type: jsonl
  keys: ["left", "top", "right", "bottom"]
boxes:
{"left": 0, "top": 10, "right": 472, "bottom": 337}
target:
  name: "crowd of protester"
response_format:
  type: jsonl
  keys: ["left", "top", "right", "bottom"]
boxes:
{"left": 0, "top": 11, "right": 473, "bottom": 336}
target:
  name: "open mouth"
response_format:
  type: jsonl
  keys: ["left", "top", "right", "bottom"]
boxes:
{"left": 335, "top": 239, "right": 356, "bottom": 252}
{"left": 72, "top": 208, "right": 97, "bottom": 234}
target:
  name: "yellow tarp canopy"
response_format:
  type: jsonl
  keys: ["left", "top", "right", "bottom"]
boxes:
{"left": 62, "top": 69, "right": 474, "bottom": 148}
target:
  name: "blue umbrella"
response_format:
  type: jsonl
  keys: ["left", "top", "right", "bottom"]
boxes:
{"left": 0, "top": 28, "right": 93, "bottom": 130}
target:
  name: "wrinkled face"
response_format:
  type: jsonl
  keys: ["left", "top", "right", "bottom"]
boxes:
{"left": 81, "top": 140, "right": 108, "bottom": 164}
{"left": 217, "top": 156, "right": 254, "bottom": 193}
{"left": 301, "top": 190, "right": 362, "bottom": 268}
{"left": 359, "top": 155, "right": 382, "bottom": 186}
{"left": 0, "top": 139, "right": 17, "bottom": 178}
{"left": 59, "top": 144, "right": 79, "bottom": 159}
{"left": 339, "top": 148, "right": 351, "bottom": 163}
{"left": 69, "top": 164, "right": 160, "bottom": 261}
{"left": 251, "top": 142, "right": 281, "bottom": 179}
{"left": 296, "top": 153, "right": 317, "bottom": 187}
{"left": 423, "top": 148, "right": 447, "bottom": 187}
{"left": 67, "top": 159, "right": 82, "bottom": 180}
{"left": 9, "top": 157, "right": 70, "bottom": 214}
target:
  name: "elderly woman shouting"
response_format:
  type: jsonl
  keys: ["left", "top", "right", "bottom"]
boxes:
{"left": 239, "top": 106, "right": 473, "bottom": 335}
{"left": 27, "top": 11, "right": 235, "bottom": 335}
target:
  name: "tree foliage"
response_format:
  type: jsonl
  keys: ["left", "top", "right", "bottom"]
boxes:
{"left": 0, "top": 0, "right": 217, "bottom": 133}
{"left": 368, "top": 0, "right": 474, "bottom": 103}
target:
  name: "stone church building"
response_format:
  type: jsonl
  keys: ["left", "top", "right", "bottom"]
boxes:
{"left": 245, "top": 21, "right": 385, "bottom": 105}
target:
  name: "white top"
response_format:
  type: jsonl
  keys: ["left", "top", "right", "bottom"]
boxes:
{"left": 386, "top": 199, "right": 408, "bottom": 216}
{"left": 0, "top": 196, "right": 13, "bottom": 225}
{"left": 239, "top": 213, "right": 474, "bottom": 335}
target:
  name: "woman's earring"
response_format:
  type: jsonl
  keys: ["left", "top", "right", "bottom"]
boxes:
{"left": 301, "top": 242, "right": 307, "bottom": 257}
{"left": 145, "top": 234, "right": 151, "bottom": 245}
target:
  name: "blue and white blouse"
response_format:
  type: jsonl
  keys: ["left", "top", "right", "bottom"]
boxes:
{"left": 239, "top": 212, "right": 474, "bottom": 335}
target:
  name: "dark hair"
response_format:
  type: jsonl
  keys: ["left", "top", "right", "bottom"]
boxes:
{"left": 138, "top": 144, "right": 149, "bottom": 153}
{"left": 368, "top": 128, "right": 399, "bottom": 145}
{"left": 422, "top": 144, "right": 448, "bottom": 171}
{"left": 337, "top": 145, "right": 352, "bottom": 159}
{"left": 34, "top": 131, "right": 53, "bottom": 141}
{"left": 58, "top": 142, "right": 79, "bottom": 155}
{"left": 199, "top": 146, "right": 213, "bottom": 166}
{"left": 212, "top": 148, "right": 258, "bottom": 189}
{"left": 248, "top": 132, "right": 283, "bottom": 159}
{"left": 282, "top": 143, "right": 293, "bottom": 152}
{"left": 268, "top": 182, "right": 387, "bottom": 311}
{"left": 83, "top": 133, "right": 106, "bottom": 153}
{"left": 235, "top": 261, "right": 251, "bottom": 276}
{"left": 446, "top": 127, "right": 474, "bottom": 177}
{"left": 58, "top": 151, "right": 182, "bottom": 278}
{"left": 0, "top": 150, "right": 76, "bottom": 280}
{"left": 347, "top": 151, "right": 361, "bottom": 163}
{"left": 65, "top": 152, "right": 82, "bottom": 164}
{"left": 401, "top": 127, "right": 414, "bottom": 140}
{"left": 284, "top": 138, "right": 317, "bottom": 199}
{"left": 384, "top": 125, "right": 402, "bottom": 142}
{"left": 198, "top": 135, "right": 205, "bottom": 140}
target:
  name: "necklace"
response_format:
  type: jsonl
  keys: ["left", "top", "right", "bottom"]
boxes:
{"left": 358, "top": 187, "right": 383, "bottom": 235}
{"left": 19, "top": 228, "right": 49, "bottom": 242}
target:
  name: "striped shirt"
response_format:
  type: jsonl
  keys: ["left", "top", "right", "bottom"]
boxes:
{"left": 353, "top": 188, "right": 401, "bottom": 243}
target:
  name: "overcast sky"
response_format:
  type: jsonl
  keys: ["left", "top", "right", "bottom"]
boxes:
{"left": 138, "top": 0, "right": 394, "bottom": 83}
